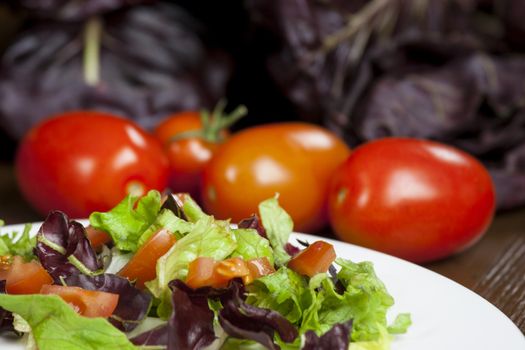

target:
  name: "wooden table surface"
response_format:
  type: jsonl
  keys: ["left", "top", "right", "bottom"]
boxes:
{"left": 0, "top": 162, "right": 524, "bottom": 334}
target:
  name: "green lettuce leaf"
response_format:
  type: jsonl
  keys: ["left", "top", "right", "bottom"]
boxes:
{"left": 0, "top": 294, "right": 137, "bottom": 350}
{"left": 89, "top": 190, "right": 162, "bottom": 252}
{"left": 258, "top": 197, "right": 293, "bottom": 266}
{"left": 0, "top": 223, "right": 35, "bottom": 261}
{"left": 146, "top": 215, "right": 237, "bottom": 318}
{"left": 230, "top": 228, "right": 274, "bottom": 265}
{"left": 246, "top": 267, "right": 308, "bottom": 324}
{"left": 137, "top": 209, "right": 193, "bottom": 246}
{"left": 181, "top": 195, "right": 207, "bottom": 223}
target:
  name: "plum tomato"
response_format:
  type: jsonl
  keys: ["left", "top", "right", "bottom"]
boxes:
{"left": 202, "top": 122, "right": 350, "bottom": 233}
{"left": 328, "top": 138, "right": 496, "bottom": 263}
{"left": 154, "top": 103, "right": 247, "bottom": 199}
{"left": 15, "top": 111, "right": 169, "bottom": 218}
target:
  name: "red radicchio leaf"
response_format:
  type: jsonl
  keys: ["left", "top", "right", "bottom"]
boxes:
{"left": 238, "top": 214, "right": 267, "bottom": 238}
{"left": 302, "top": 320, "right": 353, "bottom": 350}
{"left": 34, "top": 211, "right": 101, "bottom": 283}
{"left": 130, "top": 324, "right": 168, "bottom": 346}
{"left": 167, "top": 279, "right": 217, "bottom": 350}
{"left": 218, "top": 279, "right": 298, "bottom": 350}
{"left": 64, "top": 273, "right": 151, "bottom": 332}
{"left": 0, "top": 280, "right": 18, "bottom": 335}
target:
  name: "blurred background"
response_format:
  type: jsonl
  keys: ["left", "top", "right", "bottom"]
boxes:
{"left": 1, "top": 0, "right": 525, "bottom": 213}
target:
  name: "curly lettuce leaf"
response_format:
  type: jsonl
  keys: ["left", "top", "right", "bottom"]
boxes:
{"left": 146, "top": 215, "right": 237, "bottom": 318}
{"left": 0, "top": 223, "right": 35, "bottom": 261}
{"left": 89, "top": 190, "right": 162, "bottom": 252}
{"left": 231, "top": 229, "right": 274, "bottom": 265}
{"left": 137, "top": 209, "right": 193, "bottom": 246}
{"left": 258, "top": 197, "right": 293, "bottom": 266}
{"left": 0, "top": 294, "right": 137, "bottom": 350}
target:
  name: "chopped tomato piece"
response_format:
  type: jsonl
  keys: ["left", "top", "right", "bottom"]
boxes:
{"left": 119, "top": 228, "right": 177, "bottom": 288}
{"left": 186, "top": 257, "right": 218, "bottom": 289}
{"left": 40, "top": 284, "right": 119, "bottom": 318}
{"left": 5, "top": 256, "right": 53, "bottom": 294}
{"left": 243, "top": 257, "right": 275, "bottom": 284}
{"left": 186, "top": 257, "right": 252, "bottom": 289}
{"left": 85, "top": 225, "right": 112, "bottom": 249}
{"left": 287, "top": 241, "right": 336, "bottom": 277}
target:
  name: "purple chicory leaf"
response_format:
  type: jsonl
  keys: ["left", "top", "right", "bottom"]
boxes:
{"left": 35, "top": 211, "right": 101, "bottom": 282}
{"left": 238, "top": 214, "right": 267, "bottom": 238}
{"left": 130, "top": 324, "right": 168, "bottom": 346}
{"left": 218, "top": 279, "right": 298, "bottom": 350}
{"left": 302, "top": 320, "right": 353, "bottom": 350}
{"left": 0, "top": 280, "right": 17, "bottom": 335}
{"left": 63, "top": 273, "right": 151, "bottom": 332}
{"left": 167, "top": 279, "right": 217, "bottom": 350}
{"left": 161, "top": 193, "right": 188, "bottom": 221}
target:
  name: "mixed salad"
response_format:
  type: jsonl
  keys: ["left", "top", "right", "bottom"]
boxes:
{"left": 0, "top": 191, "right": 410, "bottom": 350}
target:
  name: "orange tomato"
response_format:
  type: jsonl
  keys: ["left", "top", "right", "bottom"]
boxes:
{"left": 202, "top": 123, "right": 350, "bottom": 232}
{"left": 5, "top": 256, "right": 53, "bottom": 295}
{"left": 119, "top": 228, "right": 177, "bottom": 288}
{"left": 40, "top": 284, "right": 119, "bottom": 318}
{"left": 287, "top": 241, "right": 336, "bottom": 277}
{"left": 243, "top": 257, "right": 275, "bottom": 285}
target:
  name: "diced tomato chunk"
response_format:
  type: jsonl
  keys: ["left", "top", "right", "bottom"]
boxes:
{"left": 186, "top": 257, "right": 218, "bottom": 289}
{"left": 243, "top": 257, "right": 275, "bottom": 284}
{"left": 40, "top": 284, "right": 119, "bottom": 318}
{"left": 85, "top": 226, "right": 112, "bottom": 249}
{"left": 5, "top": 256, "right": 53, "bottom": 294}
{"left": 119, "top": 228, "right": 177, "bottom": 288}
{"left": 287, "top": 241, "right": 336, "bottom": 277}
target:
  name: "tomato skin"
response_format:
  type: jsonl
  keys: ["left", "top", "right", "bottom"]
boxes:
{"left": 16, "top": 111, "right": 169, "bottom": 218}
{"left": 40, "top": 284, "right": 119, "bottom": 318}
{"left": 328, "top": 138, "right": 496, "bottom": 263}
{"left": 186, "top": 257, "right": 218, "bottom": 289}
{"left": 287, "top": 241, "right": 336, "bottom": 277}
{"left": 202, "top": 123, "right": 349, "bottom": 232}
{"left": 85, "top": 226, "right": 111, "bottom": 249}
{"left": 119, "top": 228, "right": 177, "bottom": 288}
{"left": 5, "top": 256, "right": 53, "bottom": 295}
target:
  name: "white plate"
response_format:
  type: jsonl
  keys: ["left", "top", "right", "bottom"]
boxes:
{"left": 0, "top": 222, "right": 524, "bottom": 350}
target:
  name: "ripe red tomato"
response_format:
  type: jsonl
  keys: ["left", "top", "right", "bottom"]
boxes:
{"left": 16, "top": 111, "right": 169, "bottom": 218}
{"left": 154, "top": 105, "right": 246, "bottom": 199}
{"left": 202, "top": 122, "right": 350, "bottom": 232}
{"left": 328, "top": 138, "right": 496, "bottom": 263}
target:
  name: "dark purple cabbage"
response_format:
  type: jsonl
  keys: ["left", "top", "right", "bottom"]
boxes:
{"left": 7, "top": 0, "right": 152, "bottom": 20}
{"left": 302, "top": 321, "right": 353, "bottom": 350}
{"left": 64, "top": 273, "right": 152, "bottom": 332}
{"left": 247, "top": 0, "right": 525, "bottom": 210}
{"left": 218, "top": 280, "right": 298, "bottom": 350}
{"left": 161, "top": 193, "right": 187, "bottom": 221}
{"left": 0, "top": 2, "right": 231, "bottom": 139}
{"left": 35, "top": 211, "right": 101, "bottom": 282}
{"left": 0, "top": 280, "right": 17, "bottom": 335}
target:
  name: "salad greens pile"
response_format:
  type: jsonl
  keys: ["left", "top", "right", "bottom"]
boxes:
{"left": 0, "top": 190, "right": 410, "bottom": 350}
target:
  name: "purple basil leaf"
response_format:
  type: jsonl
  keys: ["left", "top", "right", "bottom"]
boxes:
{"left": 168, "top": 279, "right": 216, "bottom": 350}
{"left": 131, "top": 324, "right": 168, "bottom": 346}
{"left": 35, "top": 211, "right": 100, "bottom": 282}
{"left": 238, "top": 214, "right": 267, "bottom": 238}
{"left": 302, "top": 321, "right": 353, "bottom": 350}
{"left": 218, "top": 280, "right": 298, "bottom": 349}
{"left": 0, "top": 280, "right": 18, "bottom": 335}
{"left": 64, "top": 273, "right": 151, "bottom": 332}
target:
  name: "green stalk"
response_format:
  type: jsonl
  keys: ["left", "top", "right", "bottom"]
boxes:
{"left": 83, "top": 16, "right": 103, "bottom": 86}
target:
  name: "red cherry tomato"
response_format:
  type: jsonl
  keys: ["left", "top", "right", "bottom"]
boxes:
{"left": 328, "top": 138, "right": 496, "bottom": 263}
{"left": 154, "top": 104, "right": 246, "bottom": 199}
{"left": 16, "top": 111, "right": 169, "bottom": 218}
{"left": 202, "top": 123, "right": 350, "bottom": 233}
